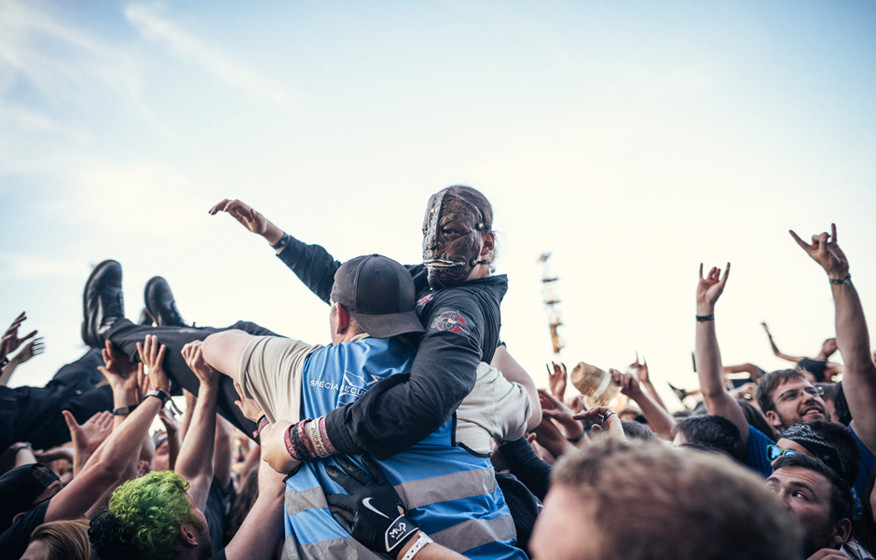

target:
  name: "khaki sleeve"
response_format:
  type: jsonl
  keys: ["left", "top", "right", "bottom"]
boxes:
{"left": 239, "top": 336, "right": 322, "bottom": 423}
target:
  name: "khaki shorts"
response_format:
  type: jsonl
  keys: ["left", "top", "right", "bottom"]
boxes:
{"left": 239, "top": 336, "right": 322, "bottom": 423}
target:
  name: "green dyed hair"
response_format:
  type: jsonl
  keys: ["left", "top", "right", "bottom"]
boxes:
{"left": 108, "top": 470, "right": 199, "bottom": 560}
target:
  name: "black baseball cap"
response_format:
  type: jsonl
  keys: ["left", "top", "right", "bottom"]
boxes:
{"left": 330, "top": 255, "right": 424, "bottom": 338}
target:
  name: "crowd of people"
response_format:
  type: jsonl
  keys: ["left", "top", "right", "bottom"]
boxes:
{"left": 1, "top": 186, "right": 874, "bottom": 560}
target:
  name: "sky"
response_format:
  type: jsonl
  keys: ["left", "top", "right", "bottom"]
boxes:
{"left": 1, "top": 0, "right": 875, "bottom": 410}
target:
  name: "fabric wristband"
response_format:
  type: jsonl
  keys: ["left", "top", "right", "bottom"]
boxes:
{"left": 113, "top": 404, "right": 138, "bottom": 416}
{"left": 271, "top": 232, "right": 291, "bottom": 250}
{"left": 695, "top": 314, "right": 714, "bottom": 322}
{"left": 318, "top": 416, "right": 338, "bottom": 456}
{"left": 252, "top": 415, "right": 269, "bottom": 441}
{"left": 145, "top": 387, "right": 171, "bottom": 406}
{"left": 297, "top": 420, "right": 316, "bottom": 458}
{"left": 284, "top": 424, "right": 300, "bottom": 462}
{"left": 829, "top": 273, "right": 851, "bottom": 285}
{"left": 400, "top": 531, "right": 433, "bottom": 560}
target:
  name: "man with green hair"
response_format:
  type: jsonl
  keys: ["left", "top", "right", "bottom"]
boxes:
{"left": 89, "top": 341, "right": 286, "bottom": 560}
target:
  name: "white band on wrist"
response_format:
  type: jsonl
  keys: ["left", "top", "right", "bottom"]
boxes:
{"left": 400, "top": 531, "right": 433, "bottom": 560}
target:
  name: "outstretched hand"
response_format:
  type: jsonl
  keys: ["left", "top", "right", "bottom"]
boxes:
{"left": 697, "top": 262, "right": 730, "bottom": 312}
{"left": 233, "top": 380, "right": 263, "bottom": 423}
{"left": 62, "top": 410, "right": 114, "bottom": 456}
{"left": 13, "top": 337, "right": 45, "bottom": 364}
{"left": 789, "top": 223, "right": 849, "bottom": 280}
{"left": 1, "top": 312, "right": 37, "bottom": 357}
{"left": 209, "top": 199, "right": 269, "bottom": 236}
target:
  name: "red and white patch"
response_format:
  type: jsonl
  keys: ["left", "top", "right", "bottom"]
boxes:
{"left": 417, "top": 294, "right": 434, "bottom": 313}
{"left": 432, "top": 310, "right": 468, "bottom": 334}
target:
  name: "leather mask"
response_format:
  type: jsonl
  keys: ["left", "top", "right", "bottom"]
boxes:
{"left": 422, "top": 189, "right": 487, "bottom": 289}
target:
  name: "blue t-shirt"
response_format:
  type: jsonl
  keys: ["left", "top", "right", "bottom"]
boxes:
{"left": 851, "top": 425, "right": 876, "bottom": 498}
{"left": 746, "top": 425, "right": 776, "bottom": 478}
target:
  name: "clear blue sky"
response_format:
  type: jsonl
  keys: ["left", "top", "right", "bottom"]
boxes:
{"left": 2, "top": 1, "right": 875, "bottom": 408}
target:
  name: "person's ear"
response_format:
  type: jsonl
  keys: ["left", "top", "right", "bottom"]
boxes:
{"left": 479, "top": 231, "right": 495, "bottom": 257}
{"left": 12, "top": 511, "right": 27, "bottom": 525}
{"left": 179, "top": 524, "right": 199, "bottom": 547}
{"left": 831, "top": 518, "right": 853, "bottom": 546}
{"left": 335, "top": 303, "right": 351, "bottom": 335}
{"left": 763, "top": 409, "right": 782, "bottom": 430}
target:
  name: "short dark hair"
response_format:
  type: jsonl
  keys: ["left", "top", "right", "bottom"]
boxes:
{"left": 756, "top": 369, "right": 808, "bottom": 412}
{"left": 675, "top": 415, "right": 744, "bottom": 462}
{"left": 621, "top": 419, "right": 657, "bottom": 441}
{"left": 773, "top": 453, "right": 853, "bottom": 524}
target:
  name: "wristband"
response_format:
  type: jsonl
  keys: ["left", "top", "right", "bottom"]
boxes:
{"left": 566, "top": 432, "right": 585, "bottom": 444}
{"left": 829, "top": 273, "right": 851, "bottom": 286}
{"left": 10, "top": 442, "right": 32, "bottom": 454}
{"left": 284, "top": 424, "right": 300, "bottom": 462}
{"left": 400, "top": 531, "right": 433, "bottom": 560}
{"left": 297, "top": 420, "right": 316, "bottom": 458}
{"left": 695, "top": 314, "right": 714, "bottom": 322}
{"left": 113, "top": 404, "right": 138, "bottom": 416}
{"left": 271, "top": 232, "right": 291, "bottom": 250}
{"left": 145, "top": 387, "right": 171, "bottom": 406}
{"left": 318, "top": 416, "right": 338, "bottom": 456}
{"left": 1, "top": 355, "right": 8, "bottom": 368}
{"left": 252, "top": 415, "right": 269, "bottom": 441}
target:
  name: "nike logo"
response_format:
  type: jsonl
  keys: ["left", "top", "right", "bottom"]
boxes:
{"left": 362, "top": 497, "right": 390, "bottom": 519}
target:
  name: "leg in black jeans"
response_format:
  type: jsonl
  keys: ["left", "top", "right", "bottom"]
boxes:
{"left": 103, "top": 319, "right": 284, "bottom": 437}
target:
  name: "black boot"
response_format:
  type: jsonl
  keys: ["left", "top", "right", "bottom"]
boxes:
{"left": 144, "top": 276, "right": 186, "bottom": 327}
{"left": 81, "top": 260, "right": 125, "bottom": 348}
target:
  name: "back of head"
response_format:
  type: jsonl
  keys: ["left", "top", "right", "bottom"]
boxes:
{"left": 552, "top": 439, "right": 802, "bottom": 560}
{"left": 756, "top": 369, "right": 807, "bottom": 412}
{"left": 620, "top": 419, "right": 657, "bottom": 441}
{"left": 675, "top": 415, "right": 745, "bottom": 462}
{"left": 780, "top": 420, "right": 860, "bottom": 485}
{"left": 0, "top": 463, "right": 59, "bottom": 532}
{"left": 89, "top": 471, "right": 197, "bottom": 560}
{"left": 30, "top": 519, "right": 95, "bottom": 560}
{"left": 330, "top": 254, "right": 424, "bottom": 338}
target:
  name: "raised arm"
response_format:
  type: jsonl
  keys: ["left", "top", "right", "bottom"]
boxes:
{"left": 210, "top": 198, "right": 341, "bottom": 301}
{"left": 175, "top": 340, "right": 218, "bottom": 511}
{"left": 790, "top": 224, "right": 876, "bottom": 452}
{"left": 694, "top": 263, "right": 750, "bottom": 442}
{"left": 611, "top": 369, "right": 676, "bottom": 440}
{"left": 760, "top": 321, "right": 804, "bottom": 363}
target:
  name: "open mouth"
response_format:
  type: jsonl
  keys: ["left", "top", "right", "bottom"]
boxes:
{"left": 801, "top": 406, "right": 824, "bottom": 418}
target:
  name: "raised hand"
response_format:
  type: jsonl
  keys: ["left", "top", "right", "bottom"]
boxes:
{"left": 546, "top": 362, "right": 567, "bottom": 401}
{"left": 233, "top": 380, "right": 264, "bottom": 423}
{"left": 63, "top": 410, "right": 114, "bottom": 455}
{"left": 627, "top": 355, "right": 649, "bottom": 385}
{"left": 13, "top": 337, "right": 45, "bottom": 364}
{"left": 1, "top": 312, "right": 37, "bottom": 357}
{"left": 208, "top": 199, "right": 269, "bottom": 235}
{"left": 789, "top": 223, "right": 849, "bottom": 280}
{"left": 611, "top": 368, "right": 642, "bottom": 398}
{"left": 181, "top": 340, "right": 218, "bottom": 389}
{"left": 573, "top": 406, "right": 624, "bottom": 440}
{"left": 137, "top": 335, "right": 170, "bottom": 392}
{"left": 697, "top": 262, "right": 730, "bottom": 311}
{"left": 159, "top": 407, "right": 181, "bottom": 435}
{"left": 539, "top": 389, "right": 584, "bottom": 440}
{"left": 99, "top": 340, "right": 139, "bottom": 393}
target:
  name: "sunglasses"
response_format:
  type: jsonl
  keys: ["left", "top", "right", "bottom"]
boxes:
{"left": 767, "top": 444, "right": 799, "bottom": 461}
